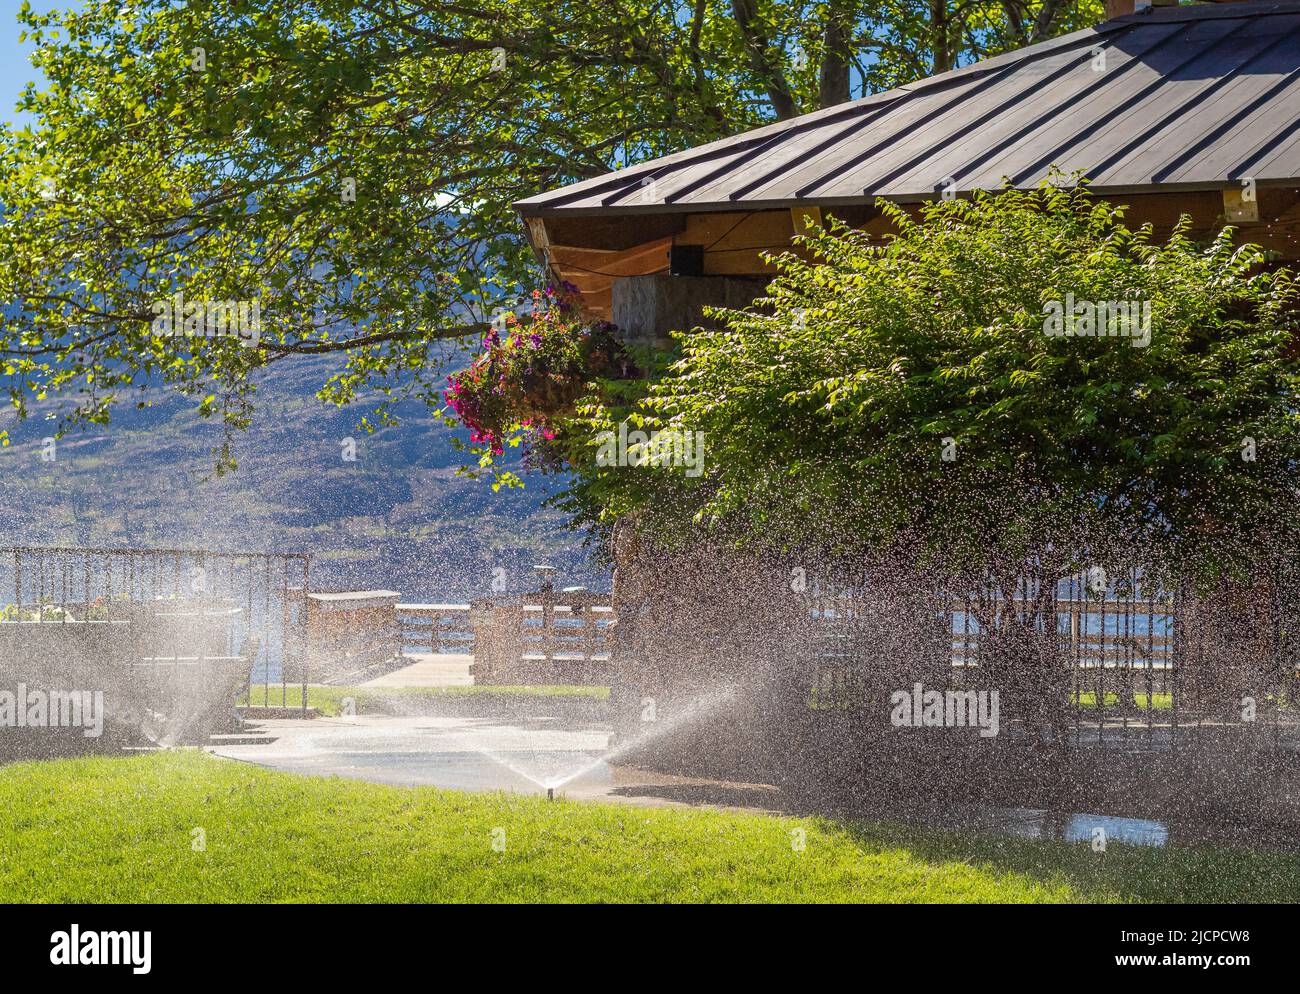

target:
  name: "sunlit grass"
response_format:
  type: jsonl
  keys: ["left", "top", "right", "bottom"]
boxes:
{"left": 1072, "top": 692, "right": 1173, "bottom": 710}
{"left": 1, "top": 751, "right": 1296, "bottom": 903}
{"left": 242, "top": 684, "right": 609, "bottom": 716}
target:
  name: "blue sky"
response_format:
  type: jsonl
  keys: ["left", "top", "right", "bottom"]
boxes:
{"left": 0, "top": 0, "right": 65, "bottom": 127}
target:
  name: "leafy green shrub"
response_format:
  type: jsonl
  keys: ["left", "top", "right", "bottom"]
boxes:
{"left": 616, "top": 185, "right": 1300, "bottom": 578}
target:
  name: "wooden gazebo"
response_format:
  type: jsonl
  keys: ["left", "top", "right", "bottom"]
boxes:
{"left": 511, "top": 2, "right": 1300, "bottom": 807}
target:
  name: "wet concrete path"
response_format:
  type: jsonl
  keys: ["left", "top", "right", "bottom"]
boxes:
{"left": 208, "top": 713, "right": 783, "bottom": 810}
{"left": 208, "top": 713, "right": 1300, "bottom": 851}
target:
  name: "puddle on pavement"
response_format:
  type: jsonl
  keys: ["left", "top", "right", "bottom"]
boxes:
{"left": 892, "top": 803, "right": 1170, "bottom": 848}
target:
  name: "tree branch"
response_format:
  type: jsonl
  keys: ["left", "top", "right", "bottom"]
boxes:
{"left": 730, "top": 0, "right": 798, "bottom": 119}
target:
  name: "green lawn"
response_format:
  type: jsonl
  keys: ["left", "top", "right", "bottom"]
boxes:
{"left": 1, "top": 751, "right": 1297, "bottom": 902}
{"left": 245, "top": 684, "right": 609, "bottom": 717}
{"left": 1073, "top": 691, "right": 1172, "bottom": 710}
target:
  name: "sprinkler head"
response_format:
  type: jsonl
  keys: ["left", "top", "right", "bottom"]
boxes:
{"left": 547, "top": 788, "right": 554, "bottom": 801}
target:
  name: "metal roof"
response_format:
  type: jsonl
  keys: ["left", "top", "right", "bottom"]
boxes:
{"left": 515, "top": 1, "right": 1300, "bottom": 217}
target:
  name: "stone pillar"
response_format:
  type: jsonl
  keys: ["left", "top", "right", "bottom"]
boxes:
{"left": 611, "top": 274, "right": 767, "bottom": 349}
{"left": 606, "top": 515, "right": 809, "bottom": 769}
{"left": 469, "top": 600, "right": 521, "bottom": 685}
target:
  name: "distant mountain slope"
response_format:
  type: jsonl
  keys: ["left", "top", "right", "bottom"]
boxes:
{"left": 0, "top": 356, "right": 606, "bottom": 600}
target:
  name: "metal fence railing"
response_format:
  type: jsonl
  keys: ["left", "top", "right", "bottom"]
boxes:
{"left": 0, "top": 546, "right": 311, "bottom": 718}
{"left": 800, "top": 564, "right": 1300, "bottom": 754}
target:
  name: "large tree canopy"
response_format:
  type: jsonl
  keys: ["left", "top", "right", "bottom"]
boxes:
{"left": 0, "top": 0, "right": 1101, "bottom": 465}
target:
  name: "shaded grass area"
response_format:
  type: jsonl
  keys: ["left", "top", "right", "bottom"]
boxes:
{"left": 245, "top": 684, "right": 609, "bottom": 717}
{"left": 1073, "top": 692, "right": 1172, "bottom": 710}
{"left": 2, "top": 751, "right": 1297, "bottom": 903}
{"left": 1071, "top": 691, "right": 1298, "bottom": 714}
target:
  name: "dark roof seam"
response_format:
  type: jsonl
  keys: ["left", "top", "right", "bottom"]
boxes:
{"left": 852, "top": 47, "right": 1107, "bottom": 197}
{"left": 1154, "top": 42, "right": 1300, "bottom": 182}
{"left": 661, "top": 131, "right": 798, "bottom": 205}
{"left": 1005, "top": 18, "right": 1259, "bottom": 187}
{"left": 605, "top": 94, "right": 915, "bottom": 208}
{"left": 1230, "top": 102, "right": 1300, "bottom": 179}
{"left": 1059, "top": 20, "right": 1300, "bottom": 187}
{"left": 948, "top": 20, "right": 1200, "bottom": 189}
{"left": 727, "top": 100, "right": 904, "bottom": 202}
{"left": 790, "top": 60, "right": 1034, "bottom": 200}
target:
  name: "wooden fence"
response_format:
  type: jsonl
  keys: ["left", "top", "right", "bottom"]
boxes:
{"left": 471, "top": 590, "right": 613, "bottom": 685}
{"left": 396, "top": 602, "right": 476, "bottom": 655}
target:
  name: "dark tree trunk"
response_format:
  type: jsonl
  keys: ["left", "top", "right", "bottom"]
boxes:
{"left": 818, "top": 0, "right": 853, "bottom": 108}
{"left": 731, "top": 0, "right": 799, "bottom": 119}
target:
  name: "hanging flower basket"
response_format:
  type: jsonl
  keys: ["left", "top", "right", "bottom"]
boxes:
{"left": 444, "top": 285, "right": 628, "bottom": 454}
